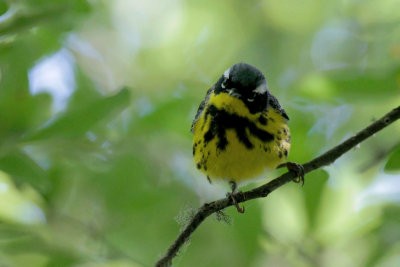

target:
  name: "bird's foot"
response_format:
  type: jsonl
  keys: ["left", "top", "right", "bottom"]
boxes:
{"left": 228, "top": 181, "right": 245, "bottom": 213}
{"left": 226, "top": 192, "right": 245, "bottom": 213}
{"left": 285, "top": 162, "right": 305, "bottom": 186}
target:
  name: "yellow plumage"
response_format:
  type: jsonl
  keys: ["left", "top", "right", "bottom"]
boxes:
{"left": 192, "top": 91, "right": 291, "bottom": 182}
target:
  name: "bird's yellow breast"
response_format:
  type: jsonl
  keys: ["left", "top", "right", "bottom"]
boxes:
{"left": 192, "top": 92, "right": 291, "bottom": 182}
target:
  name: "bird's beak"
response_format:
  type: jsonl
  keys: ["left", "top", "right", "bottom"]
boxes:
{"left": 228, "top": 88, "right": 241, "bottom": 98}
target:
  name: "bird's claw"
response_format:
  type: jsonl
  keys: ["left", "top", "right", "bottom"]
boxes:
{"left": 226, "top": 192, "right": 245, "bottom": 213}
{"left": 286, "top": 162, "right": 305, "bottom": 186}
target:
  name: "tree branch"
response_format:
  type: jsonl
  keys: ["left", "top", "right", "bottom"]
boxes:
{"left": 156, "top": 106, "right": 400, "bottom": 267}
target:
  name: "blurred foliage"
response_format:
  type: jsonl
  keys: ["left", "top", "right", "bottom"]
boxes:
{"left": 385, "top": 146, "right": 400, "bottom": 171}
{"left": 0, "top": 0, "right": 400, "bottom": 266}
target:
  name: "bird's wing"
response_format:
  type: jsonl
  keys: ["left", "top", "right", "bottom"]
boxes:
{"left": 267, "top": 93, "right": 290, "bottom": 120}
{"left": 190, "top": 86, "right": 214, "bottom": 134}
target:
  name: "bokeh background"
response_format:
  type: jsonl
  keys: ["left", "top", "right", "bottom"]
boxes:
{"left": 1, "top": 0, "right": 400, "bottom": 266}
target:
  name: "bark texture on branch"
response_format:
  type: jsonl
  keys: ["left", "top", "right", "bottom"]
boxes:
{"left": 156, "top": 106, "right": 400, "bottom": 267}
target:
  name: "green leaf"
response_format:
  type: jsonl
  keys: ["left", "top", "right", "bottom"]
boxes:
{"left": 0, "top": 149, "right": 49, "bottom": 192}
{"left": 24, "top": 88, "right": 130, "bottom": 141}
{"left": 0, "top": 1, "right": 8, "bottom": 16}
{"left": 384, "top": 146, "right": 400, "bottom": 172}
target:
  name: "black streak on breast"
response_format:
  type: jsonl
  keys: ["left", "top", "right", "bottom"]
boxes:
{"left": 203, "top": 105, "right": 274, "bottom": 150}
{"left": 258, "top": 115, "right": 267, "bottom": 125}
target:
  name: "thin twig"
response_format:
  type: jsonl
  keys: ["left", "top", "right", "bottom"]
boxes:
{"left": 156, "top": 106, "right": 400, "bottom": 267}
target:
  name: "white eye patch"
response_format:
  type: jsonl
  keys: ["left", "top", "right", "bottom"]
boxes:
{"left": 254, "top": 82, "right": 268, "bottom": 94}
{"left": 223, "top": 67, "right": 230, "bottom": 79}
{"left": 221, "top": 67, "right": 231, "bottom": 89}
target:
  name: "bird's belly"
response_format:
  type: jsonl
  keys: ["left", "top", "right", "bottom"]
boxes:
{"left": 193, "top": 124, "right": 291, "bottom": 182}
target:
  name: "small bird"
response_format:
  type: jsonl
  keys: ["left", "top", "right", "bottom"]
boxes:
{"left": 191, "top": 63, "right": 304, "bottom": 213}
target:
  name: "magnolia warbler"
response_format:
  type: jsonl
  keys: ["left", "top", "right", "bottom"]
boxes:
{"left": 191, "top": 63, "right": 304, "bottom": 213}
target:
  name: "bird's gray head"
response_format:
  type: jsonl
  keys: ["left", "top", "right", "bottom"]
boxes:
{"left": 214, "top": 63, "right": 289, "bottom": 119}
{"left": 218, "top": 62, "right": 268, "bottom": 96}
